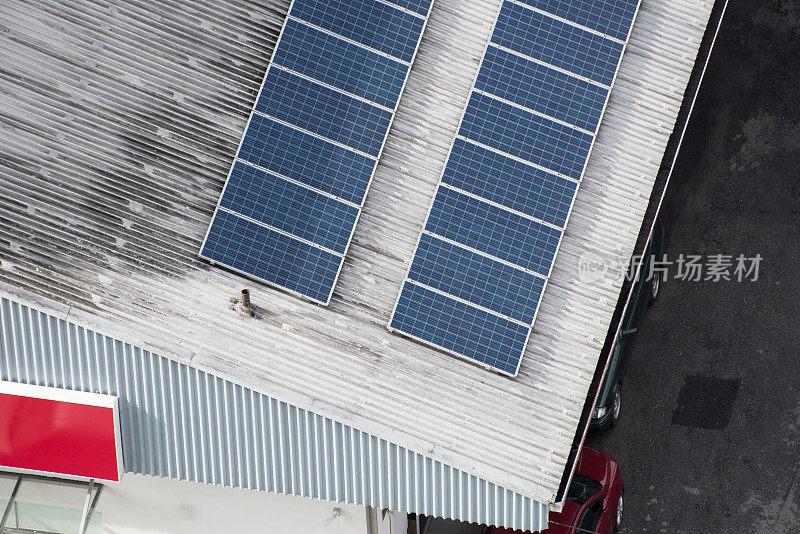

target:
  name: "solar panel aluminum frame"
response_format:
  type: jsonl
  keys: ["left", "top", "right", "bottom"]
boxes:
{"left": 200, "top": 0, "right": 435, "bottom": 306}
{"left": 388, "top": 0, "right": 643, "bottom": 376}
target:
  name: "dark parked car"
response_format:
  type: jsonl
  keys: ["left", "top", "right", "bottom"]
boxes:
{"left": 590, "top": 219, "right": 665, "bottom": 429}
{"left": 487, "top": 447, "right": 624, "bottom": 534}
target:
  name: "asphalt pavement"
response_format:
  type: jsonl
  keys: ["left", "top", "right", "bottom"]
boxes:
{"left": 586, "top": 1, "right": 800, "bottom": 532}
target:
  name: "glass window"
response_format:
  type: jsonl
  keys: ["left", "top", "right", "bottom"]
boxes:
{"left": 565, "top": 475, "right": 602, "bottom": 506}
{"left": 0, "top": 473, "right": 102, "bottom": 534}
{"left": 576, "top": 499, "right": 604, "bottom": 532}
{"left": 0, "top": 473, "right": 20, "bottom": 517}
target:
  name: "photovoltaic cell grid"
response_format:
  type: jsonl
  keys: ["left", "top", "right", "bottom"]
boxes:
{"left": 201, "top": 0, "right": 433, "bottom": 305}
{"left": 391, "top": 0, "right": 639, "bottom": 375}
{"left": 515, "top": 0, "right": 638, "bottom": 41}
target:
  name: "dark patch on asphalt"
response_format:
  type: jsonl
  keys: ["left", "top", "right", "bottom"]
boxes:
{"left": 671, "top": 375, "right": 740, "bottom": 429}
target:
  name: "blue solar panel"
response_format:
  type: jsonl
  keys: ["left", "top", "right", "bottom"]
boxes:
{"left": 391, "top": 0, "right": 638, "bottom": 373}
{"left": 201, "top": 210, "right": 342, "bottom": 304}
{"left": 477, "top": 46, "right": 608, "bottom": 132}
{"left": 409, "top": 234, "right": 545, "bottom": 323}
{"left": 256, "top": 68, "right": 392, "bottom": 156}
{"left": 220, "top": 162, "right": 358, "bottom": 254}
{"left": 202, "top": 0, "right": 430, "bottom": 303}
{"left": 515, "top": 0, "right": 639, "bottom": 41}
{"left": 291, "top": 0, "right": 424, "bottom": 62}
{"left": 239, "top": 115, "right": 374, "bottom": 204}
{"left": 273, "top": 20, "right": 408, "bottom": 109}
{"left": 460, "top": 92, "right": 593, "bottom": 180}
{"left": 386, "top": 0, "right": 432, "bottom": 16}
{"left": 426, "top": 187, "right": 562, "bottom": 277}
{"left": 492, "top": 1, "right": 623, "bottom": 85}
{"left": 392, "top": 282, "right": 529, "bottom": 375}
{"left": 442, "top": 138, "right": 576, "bottom": 228}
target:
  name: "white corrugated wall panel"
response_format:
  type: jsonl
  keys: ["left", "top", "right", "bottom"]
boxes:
{"left": 0, "top": 294, "right": 548, "bottom": 531}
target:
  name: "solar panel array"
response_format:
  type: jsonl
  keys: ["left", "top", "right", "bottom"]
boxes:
{"left": 390, "top": 0, "right": 640, "bottom": 375}
{"left": 201, "top": 0, "right": 433, "bottom": 304}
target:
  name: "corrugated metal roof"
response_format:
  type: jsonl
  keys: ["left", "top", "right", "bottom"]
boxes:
{"left": 0, "top": 294, "right": 548, "bottom": 531}
{"left": 0, "top": 0, "right": 713, "bottom": 508}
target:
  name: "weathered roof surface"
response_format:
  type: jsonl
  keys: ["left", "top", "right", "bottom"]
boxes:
{"left": 0, "top": 0, "right": 712, "bottom": 504}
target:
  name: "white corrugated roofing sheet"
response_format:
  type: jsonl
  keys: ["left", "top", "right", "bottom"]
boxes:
{"left": 0, "top": 0, "right": 712, "bottom": 510}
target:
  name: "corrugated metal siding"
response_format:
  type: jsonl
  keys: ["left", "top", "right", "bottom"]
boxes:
{"left": 0, "top": 0, "right": 713, "bottom": 506}
{"left": 0, "top": 295, "right": 548, "bottom": 531}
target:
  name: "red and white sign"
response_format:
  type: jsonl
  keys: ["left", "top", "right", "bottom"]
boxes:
{"left": 0, "top": 381, "right": 123, "bottom": 482}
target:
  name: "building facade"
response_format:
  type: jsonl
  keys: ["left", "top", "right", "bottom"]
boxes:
{"left": 0, "top": 0, "right": 713, "bottom": 531}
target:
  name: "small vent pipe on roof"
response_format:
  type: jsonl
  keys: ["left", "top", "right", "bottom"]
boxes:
{"left": 238, "top": 289, "right": 254, "bottom": 317}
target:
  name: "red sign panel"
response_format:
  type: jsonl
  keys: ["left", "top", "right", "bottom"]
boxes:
{"left": 0, "top": 382, "right": 122, "bottom": 482}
